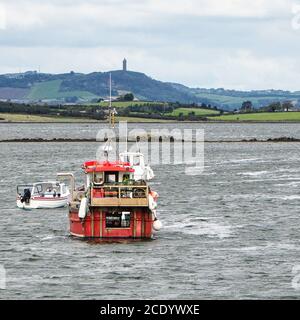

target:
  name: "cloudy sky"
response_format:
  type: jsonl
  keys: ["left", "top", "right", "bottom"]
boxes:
{"left": 0, "top": 0, "right": 300, "bottom": 90}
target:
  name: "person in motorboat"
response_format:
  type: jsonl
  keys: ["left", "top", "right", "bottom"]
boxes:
{"left": 21, "top": 188, "right": 31, "bottom": 204}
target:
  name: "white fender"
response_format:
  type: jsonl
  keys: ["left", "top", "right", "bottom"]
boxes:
{"left": 153, "top": 219, "right": 162, "bottom": 231}
{"left": 151, "top": 209, "right": 162, "bottom": 231}
{"left": 79, "top": 197, "right": 88, "bottom": 219}
{"left": 149, "top": 194, "right": 157, "bottom": 210}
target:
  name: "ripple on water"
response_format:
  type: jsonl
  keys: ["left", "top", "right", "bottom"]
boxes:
{"left": 164, "top": 218, "right": 233, "bottom": 239}
{"left": 1, "top": 133, "right": 300, "bottom": 299}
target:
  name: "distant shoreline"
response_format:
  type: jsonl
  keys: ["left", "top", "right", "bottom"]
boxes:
{"left": 2, "top": 120, "right": 300, "bottom": 124}
{"left": 1, "top": 137, "right": 300, "bottom": 143}
{"left": 2, "top": 109, "right": 300, "bottom": 123}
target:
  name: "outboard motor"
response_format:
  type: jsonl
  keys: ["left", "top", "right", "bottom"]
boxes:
{"left": 21, "top": 188, "right": 31, "bottom": 204}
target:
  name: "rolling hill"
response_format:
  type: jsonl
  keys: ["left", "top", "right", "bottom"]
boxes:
{"left": 0, "top": 70, "right": 299, "bottom": 110}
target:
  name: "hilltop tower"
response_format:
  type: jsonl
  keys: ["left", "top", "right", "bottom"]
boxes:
{"left": 123, "top": 58, "right": 127, "bottom": 71}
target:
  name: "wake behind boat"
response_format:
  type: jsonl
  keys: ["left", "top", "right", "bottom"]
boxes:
{"left": 16, "top": 181, "right": 70, "bottom": 209}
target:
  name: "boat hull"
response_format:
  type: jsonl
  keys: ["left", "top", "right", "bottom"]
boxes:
{"left": 69, "top": 208, "right": 154, "bottom": 239}
{"left": 17, "top": 197, "right": 69, "bottom": 209}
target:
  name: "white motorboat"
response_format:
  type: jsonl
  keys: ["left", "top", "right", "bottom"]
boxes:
{"left": 119, "top": 151, "right": 155, "bottom": 181}
{"left": 16, "top": 181, "right": 70, "bottom": 209}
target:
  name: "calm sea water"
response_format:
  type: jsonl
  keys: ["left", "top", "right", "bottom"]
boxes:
{"left": 1, "top": 123, "right": 300, "bottom": 299}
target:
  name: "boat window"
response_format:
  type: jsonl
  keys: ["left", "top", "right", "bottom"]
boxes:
{"left": 122, "top": 174, "right": 130, "bottom": 183}
{"left": 105, "top": 172, "right": 118, "bottom": 183}
{"left": 17, "top": 185, "right": 33, "bottom": 195}
{"left": 45, "top": 185, "right": 53, "bottom": 193}
{"left": 94, "top": 173, "right": 104, "bottom": 185}
{"left": 43, "top": 184, "right": 59, "bottom": 196}
{"left": 105, "top": 211, "right": 131, "bottom": 228}
{"left": 133, "top": 156, "right": 140, "bottom": 166}
{"left": 34, "top": 184, "right": 43, "bottom": 194}
{"left": 123, "top": 155, "right": 130, "bottom": 163}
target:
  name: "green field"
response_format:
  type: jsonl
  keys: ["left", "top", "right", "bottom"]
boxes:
{"left": 27, "top": 80, "right": 98, "bottom": 100}
{"left": 0, "top": 113, "right": 172, "bottom": 123}
{"left": 167, "top": 107, "right": 219, "bottom": 117}
{"left": 209, "top": 112, "right": 300, "bottom": 121}
{"left": 116, "top": 116, "right": 173, "bottom": 123}
{"left": 194, "top": 92, "right": 297, "bottom": 109}
{"left": 98, "top": 101, "right": 161, "bottom": 108}
{"left": 0, "top": 113, "right": 99, "bottom": 122}
{"left": 3, "top": 111, "right": 300, "bottom": 123}
{"left": 195, "top": 93, "right": 246, "bottom": 106}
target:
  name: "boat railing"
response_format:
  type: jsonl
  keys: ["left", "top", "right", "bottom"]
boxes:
{"left": 90, "top": 184, "right": 149, "bottom": 207}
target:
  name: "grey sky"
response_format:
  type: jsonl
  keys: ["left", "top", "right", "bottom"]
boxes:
{"left": 0, "top": 0, "right": 299, "bottom": 90}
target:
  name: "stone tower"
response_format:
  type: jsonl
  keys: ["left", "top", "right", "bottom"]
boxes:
{"left": 123, "top": 58, "right": 127, "bottom": 71}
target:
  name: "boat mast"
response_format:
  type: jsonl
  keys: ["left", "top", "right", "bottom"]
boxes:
{"left": 125, "top": 122, "right": 128, "bottom": 152}
{"left": 105, "top": 73, "right": 114, "bottom": 160}
{"left": 109, "top": 72, "right": 112, "bottom": 127}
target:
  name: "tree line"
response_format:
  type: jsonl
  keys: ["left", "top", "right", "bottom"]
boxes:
{"left": 0, "top": 101, "right": 106, "bottom": 120}
{"left": 0, "top": 100, "right": 221, "bottom": 121}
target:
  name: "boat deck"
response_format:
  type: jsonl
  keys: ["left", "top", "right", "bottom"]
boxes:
{"left": 90, "top": 184, "right": 149, "bottom": 207}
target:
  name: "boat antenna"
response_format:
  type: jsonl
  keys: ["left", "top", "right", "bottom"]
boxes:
{"left": 109, "top": 72, "right": 112, "bottom": 128}
{"left": 136, "top": 136, "right": 141, "bottom": 153}
{"left": 125, "top": 119, "right": 128, "bottom": 152}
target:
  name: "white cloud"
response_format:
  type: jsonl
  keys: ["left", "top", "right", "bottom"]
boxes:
{"left": 3, "top": 0, "right": 294, "bottom": 31}
{"left": 138, "top": 48, "right": 300, "bottom": 91}
{"left": 0, "top": 0, "right": 299, "bottom": 90}
{"left": 0, "top": 3, "right": 6, "bottom": 30}
{"left": 211, "top": 50, "right": 299, "bottom": 90}
{"left": 291, "top": 4, "right": 300, "bottom": 29}
{"left": 147, "top": 0, "right": 292, "bottom": 18}
{"left": 4, "top": 1, "right": 151, "bottom": 30}
{"left": 0, "top": 45, "right": 145, "bottom": 74}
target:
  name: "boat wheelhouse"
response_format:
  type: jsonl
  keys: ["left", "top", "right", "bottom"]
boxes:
{"left": 16, "top": 181, "right": 70, "bottom": 209}
{"left": 64, "top": 160, "right": 160, "bottom": 239}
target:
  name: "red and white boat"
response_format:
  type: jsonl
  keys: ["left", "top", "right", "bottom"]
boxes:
{"left": 59, "top": 159, "right": 161, "bottom": 239}
{"left": 16, "top": 181, "right": 70, "bottom": 209}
